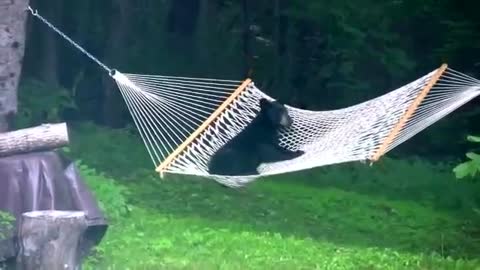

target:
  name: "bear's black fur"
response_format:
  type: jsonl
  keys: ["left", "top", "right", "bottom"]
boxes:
{"left": 208, "top": 98, "right": 304, "bottom": 175}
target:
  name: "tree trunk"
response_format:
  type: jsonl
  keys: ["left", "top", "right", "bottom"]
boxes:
{"left": 272, "top": 0, "right": 291, "bottom": 101}
{"left": 38, "top": 0, "right": 62, "bottom": 86}
{"left": 283, "top": 5, "right": 296, "bottom": 105}
{"left": 0, "top": 122, "right": 69, "bottom": 157}
{"left": 16, "top": 210, "right": 88, "bottom": 270}
{"left": 271, "top": 0, "right": 282, "bottom": 96}
{"left": 285, "top": 21, "right": 304, "bottom": 108}
{"left": 242, "top": 0, "right": 253, "bottom": 78}
{"left": 101, "top": 0, "right": 131, "bottom": 128}
{"left": 195, "top": 0, "right": 215, "bottom": 74}
{"left": 0, "top": 0, "right": 30, "bottom": 132}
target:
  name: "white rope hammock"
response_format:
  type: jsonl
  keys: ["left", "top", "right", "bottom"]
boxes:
{"left": 112, "top": 66, "right": 480, "bottom": 187}
{"left": 27, "top": 7, "right": 480, "bottom": 187}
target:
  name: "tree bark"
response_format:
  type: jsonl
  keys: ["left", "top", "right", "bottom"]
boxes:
{"left": 242, "top": 0, "right": 253, "bottom": 78}
{"left": 195, "top": 0, "right": 215, "bottom": 74}
{"left": 0, "top": 0, "right": 30, "bottom": 132}
{"left": 271, "top": 0, "right": 291, "bottom": 102}
{"left": 39, "top": 0, "right": 62, "bottom": 86}
{"left": 0, "top": 122, "right": 69, "bottom": 157}
{"left": 101, "top": 0, "right": 131, "bottom": 128}
{"left": 16, "top": 210, "right": 88, "bottom": 270}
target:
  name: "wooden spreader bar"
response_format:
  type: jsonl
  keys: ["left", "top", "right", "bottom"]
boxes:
{"left": 370, "top": 63, "right": 448, "bottom": 162}
{"left": 155, "top": 78, "right": 253, "bottom": 176}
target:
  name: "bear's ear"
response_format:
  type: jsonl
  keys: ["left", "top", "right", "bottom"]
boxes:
{"left": 259, "top": 98, "right": 270, "bottom": 110}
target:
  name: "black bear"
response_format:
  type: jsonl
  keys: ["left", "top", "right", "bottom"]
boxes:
{"left": 207, "top": 98, "right": 304, "bottom": 175}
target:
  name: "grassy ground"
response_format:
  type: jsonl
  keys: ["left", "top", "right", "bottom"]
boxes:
{"left": 68, "top": 123, "right": 480, "bottom": 269}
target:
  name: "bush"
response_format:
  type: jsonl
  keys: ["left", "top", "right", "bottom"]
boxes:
{"left": 77, "top": 161, "right": 132, "bottom": 221}
{"left": 0, "top": 211, "right": 14, "bottom": 241}
{"left": 453, "top": 135, "right": 480, "bottom": 180}
{"left": 67, "top": 122, "right": 152, "bottom": 180}
{"left": 16, "top": 79, "right": 77, "bottom": 128}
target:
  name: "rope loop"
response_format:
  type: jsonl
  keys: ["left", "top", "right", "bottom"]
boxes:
{"left": 26, "top": 6, "right": 37, "bottom": 15}
{"left": 109, "top": 69, "right": 117, "bottom": 77}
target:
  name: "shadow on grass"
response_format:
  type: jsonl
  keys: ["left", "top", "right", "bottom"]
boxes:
{"left": 124, "top": 168, "right": 480, "bottom": 260}
{"left": 68, "top": 122, "right": 480, "bottom": 218}
{"left": 288, "top": 157, "right": 480, "bottom": 217}
{"left": 69, "top": 123, "right": 480, "bottom": 260}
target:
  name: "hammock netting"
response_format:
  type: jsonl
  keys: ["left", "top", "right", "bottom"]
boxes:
{"left": 26, "top": 7, "right": 480, "bottom": 187}
{"left": 112, "top": 65, "right": 480, "bottom": 187}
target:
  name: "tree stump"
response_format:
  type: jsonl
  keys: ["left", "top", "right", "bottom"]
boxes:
{"left": 0, "top": 123, "right": 69, "bottom": 157}
{"left": 16, "top": 211, "right": 88, "bottom": 270}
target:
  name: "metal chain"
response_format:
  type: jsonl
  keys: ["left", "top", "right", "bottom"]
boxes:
{"left": 26, "top": 6, "right": 113, "bottom": 75}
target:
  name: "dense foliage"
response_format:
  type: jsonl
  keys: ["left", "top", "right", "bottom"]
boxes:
{"left": 23, "top": 0, "right": 480, "bottom": 156}
{"left": 454, "top": 135, "right": 480, "bottom": 180}
{"left": 0, "top": 212, "right": 14, "bottom": 241}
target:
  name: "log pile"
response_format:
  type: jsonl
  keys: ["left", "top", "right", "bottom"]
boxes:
{"left": 0, "top": 122, "right": 95, "bottom": 269}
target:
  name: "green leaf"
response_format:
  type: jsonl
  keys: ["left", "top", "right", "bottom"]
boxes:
{"left": 453, "top": 162, "right": 473, "bottom": 179}
{"left": 467, "top": 135, "right": 480, "bottom": 143}
{"left": 466, "top": 152, "right": 480, "bottom": 161}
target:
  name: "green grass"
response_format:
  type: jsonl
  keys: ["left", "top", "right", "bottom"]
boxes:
{"left": 67, "top": 123, "right": 480, "bottom": 269}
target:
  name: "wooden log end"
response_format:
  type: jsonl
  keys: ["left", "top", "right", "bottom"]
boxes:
{"left": 0, "top": 122, "right": 69, "bottom": 158}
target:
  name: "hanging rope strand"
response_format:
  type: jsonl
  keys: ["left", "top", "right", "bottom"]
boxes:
{"left": 26, "top": 6, "right": 113, "bottom": 74}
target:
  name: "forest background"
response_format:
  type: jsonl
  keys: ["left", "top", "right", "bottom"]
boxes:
{"left": 21, "top": 0, "right": 480, "bottom": 160}
{"left": 4, "top": 0, "right": 480, "bottom": 268}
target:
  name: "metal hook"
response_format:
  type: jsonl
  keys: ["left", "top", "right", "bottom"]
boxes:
{"left": 26, "top": 6, "right": 37, "bottom": 16}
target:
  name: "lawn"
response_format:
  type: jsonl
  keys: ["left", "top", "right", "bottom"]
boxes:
{"left": 68, "top": 123, "right": 480, "bottom": 270}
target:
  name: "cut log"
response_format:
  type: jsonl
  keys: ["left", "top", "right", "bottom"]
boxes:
{"left": 0, "top": 123, "right": 69, "bottom": 157}
{"left": 16, "top": 210, "right": 88, "bottom": 270}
